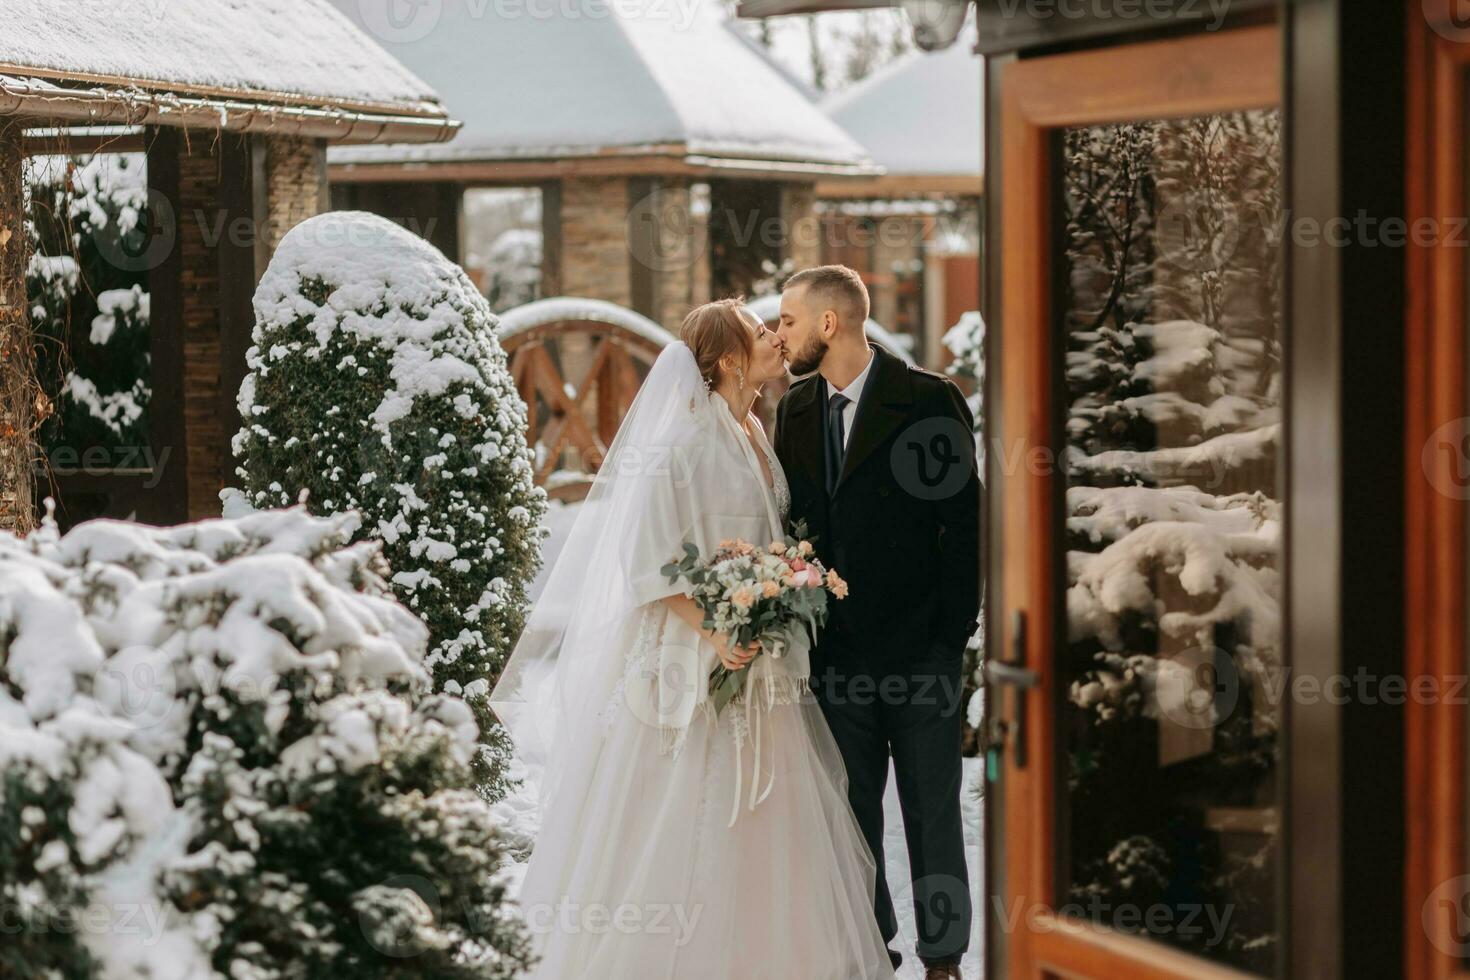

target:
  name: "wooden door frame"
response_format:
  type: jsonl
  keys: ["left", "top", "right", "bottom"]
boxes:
{"left": 997, "top": 24, "right": 1280, "bottom": 980}
{"left": 1407, "top": 4, "right": 1470, "bottom": 979}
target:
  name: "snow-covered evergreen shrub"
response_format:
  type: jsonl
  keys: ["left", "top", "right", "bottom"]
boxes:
{"left": 27, "top": 154, "right": 152, "bottom": 462}
{"left": 231, "top": 212, "right": 545, "bottom": 799}
{"left": 942, "top": 310, "right": 986, "bottom": 755}
{"left": 0, "top": 507, "right": 534, "bottom": 979}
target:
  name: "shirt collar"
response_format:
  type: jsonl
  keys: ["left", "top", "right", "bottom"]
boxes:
{"left": 833, "top": 346, "right": 875, "bottom": 406}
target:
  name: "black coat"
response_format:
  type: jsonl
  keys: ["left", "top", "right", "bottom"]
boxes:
{"left": 774, "top": 345, "right": 982, "bottom": 665}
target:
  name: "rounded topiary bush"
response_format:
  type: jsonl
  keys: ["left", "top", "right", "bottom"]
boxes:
{"left": 232, "top": 212, "right": 546, "bottom": 798}
{"left": 0, "top": 507, "right": 535, "bottom": 980}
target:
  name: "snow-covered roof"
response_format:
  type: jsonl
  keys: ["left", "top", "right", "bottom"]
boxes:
{"left": 823, "top": 36, "right": 983, "bottom": 178}
{"left": 496, "top": 297, "right": 677, "bottom": 350}
{"left": 327, "top": 0, "right": 874, "bottom": 174}
{"left": 0, "top": 0, "right": 453, "bottom": 139}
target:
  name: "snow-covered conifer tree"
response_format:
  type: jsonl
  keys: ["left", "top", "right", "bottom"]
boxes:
{"left": 232, "top": 212, "right": 546, "bottom": 798}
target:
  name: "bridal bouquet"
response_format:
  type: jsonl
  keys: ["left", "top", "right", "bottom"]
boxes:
{"left": 662, "top": 521, "right": 848, "bottom": 716}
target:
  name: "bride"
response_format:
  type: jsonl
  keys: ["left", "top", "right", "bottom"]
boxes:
{"left": 490, "top": 300, "right": 895, "bottom": 980}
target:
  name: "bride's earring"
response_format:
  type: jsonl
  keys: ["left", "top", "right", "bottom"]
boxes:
{"left": 736, "top": 365, "right": 746, "bottom": 391}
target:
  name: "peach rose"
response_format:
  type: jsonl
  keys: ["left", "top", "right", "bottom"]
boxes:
{"left": 731, "top": 586, "right": 757, "bottom": 609}
{"left": 762, "top": 580, "right": 781, "bottom": 599}
{"left": 826, "top": 569, "right": 849, "bottom": 599}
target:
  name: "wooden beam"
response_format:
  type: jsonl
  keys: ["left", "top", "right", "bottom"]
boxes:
{"left": 627, "top": 177, "right": 658, "bottom": 322}
{"left": 814, "top": 174, "right": 983, "bottom": 199}
{"left": 737, "top": 0, "right": 890, "bottom": 17}
{"left": 23, "top": 130, "right": 147, "bottom": 156}
{"left": 540, "top": 180, "right": 563, "bottom": 298}
{"left": 145, "top": 126, "right": 189, "bottom": 525}
{"left": 329, "top": 151, "right": 880, "bottom": 186}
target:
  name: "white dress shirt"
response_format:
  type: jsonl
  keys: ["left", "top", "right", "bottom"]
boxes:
{"left": 830, "top": 348, "right": 875, "bottom": 449}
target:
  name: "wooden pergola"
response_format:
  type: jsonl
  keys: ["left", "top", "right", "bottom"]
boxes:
{"left": 495, "top": 297, "right": 675, "bottom": 500}
{"left": 0, "top": 0, "right": 458, "bottom": 533}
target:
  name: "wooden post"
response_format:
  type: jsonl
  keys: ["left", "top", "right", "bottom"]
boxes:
{"left": 0, "top": 117, "right": 36, "bottom": 534}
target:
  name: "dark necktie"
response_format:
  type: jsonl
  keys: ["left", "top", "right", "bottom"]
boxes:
{"left": 826, "top": 392, "right": 850, "bottom": 496}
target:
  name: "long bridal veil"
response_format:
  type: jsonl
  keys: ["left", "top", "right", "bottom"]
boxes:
{"left": 491, "top": 341, "right": 897, "bottom": 980}
{"left": 490, "top": 342, "right": 772, "bottom": 809}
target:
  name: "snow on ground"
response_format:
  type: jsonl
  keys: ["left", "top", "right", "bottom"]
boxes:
{"left": 888, "top": 757, "right": 985, "bottom": 979}
{"left": 511, "top": 500, "right": 987, "bottom": 976}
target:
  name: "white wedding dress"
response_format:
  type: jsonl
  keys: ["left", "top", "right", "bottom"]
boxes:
{"left": 492, "top": 344, "right": 895, "bottom": 980}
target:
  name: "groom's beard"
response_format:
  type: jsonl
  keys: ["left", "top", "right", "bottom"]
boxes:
{"left": 788, "top": 335, "right": 828, "bottom": 377}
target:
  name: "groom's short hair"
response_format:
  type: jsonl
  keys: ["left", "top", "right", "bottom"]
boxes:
{"left": 784, "top": 265, "right": 870, "bottom": 331}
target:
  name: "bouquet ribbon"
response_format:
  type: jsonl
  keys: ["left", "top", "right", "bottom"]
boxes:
{"left": 729, "top": 650, "right": 781, "bottom": 828}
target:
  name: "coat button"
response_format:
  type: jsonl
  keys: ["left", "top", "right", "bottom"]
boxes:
{"left": 879, "top": 486, "right": 891, "bottom": 498}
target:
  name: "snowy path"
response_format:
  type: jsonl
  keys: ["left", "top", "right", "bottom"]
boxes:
{"left": 887, "top": 757, "right": 985, "bottom": 979}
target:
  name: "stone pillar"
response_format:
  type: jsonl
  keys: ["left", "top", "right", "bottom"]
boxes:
{"left": 555, "top": 176, "right": 635, "bottom": 384}
{"left": 0, "top": 118, "right": 35, "bottom": 534}
{"left": 560, "top": 176, "right": 634, "bottom": 306}
{"left": 628, "top": 178, "right": 709, "bottom": 334}
{"left": 780, "top": 181, "right": 821, "bottom": 274}
{"left": 261, "top": 136, "right": 327, "bottom": 251}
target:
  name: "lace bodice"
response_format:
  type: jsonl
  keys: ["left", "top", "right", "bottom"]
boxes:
{"left": 759, "top": 431, "right": 791, "bottom": 522}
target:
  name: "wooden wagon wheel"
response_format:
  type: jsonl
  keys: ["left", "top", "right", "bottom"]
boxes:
{"left": 497, "top": 299, "right": 675, "bottom": 500}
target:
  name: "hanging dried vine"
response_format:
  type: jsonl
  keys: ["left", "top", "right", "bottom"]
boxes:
{"left": 0, "top": 117, "right": 48, "bottom": 534}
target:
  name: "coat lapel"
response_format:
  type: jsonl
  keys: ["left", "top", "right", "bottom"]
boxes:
{"left": 836, "top": 346, "right": 912, "bottom": 493}
{"left": 782, "top": 372, "right": 826, "bottom": 492}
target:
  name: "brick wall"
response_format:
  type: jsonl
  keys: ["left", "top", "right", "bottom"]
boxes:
{"left": 781, "top": 182, "right": 821, "bottom": 274}
{"left": 649, "top": 180, "right": 708, "bottom": 334}
{"left": 178, "top": 141, "right": 224, "bottom": 522}
{"left": 263, "top": 136, "right": 326, "bottom": 252}
{"left": 560, "top": 176, "right": 633, "bottom": 307}
{"left": 178, "top": 134, "right": 325, "bottom": 522}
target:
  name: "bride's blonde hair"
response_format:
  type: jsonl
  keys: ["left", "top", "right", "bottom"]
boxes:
{"left": 680, "top": 299, "right": 757, "bottom": 390}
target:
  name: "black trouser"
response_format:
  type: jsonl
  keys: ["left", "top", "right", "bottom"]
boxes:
{"left": 811, "top": 644, "right": 972, "bottom": 969}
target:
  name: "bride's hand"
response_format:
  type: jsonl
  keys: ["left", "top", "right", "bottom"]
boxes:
{"left": 712, "top": 633, "right": 760, "bottom": 671}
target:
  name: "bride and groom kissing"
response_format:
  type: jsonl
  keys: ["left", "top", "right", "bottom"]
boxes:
{"left": 490, "top": 265, "right": 982, "bottom": 980}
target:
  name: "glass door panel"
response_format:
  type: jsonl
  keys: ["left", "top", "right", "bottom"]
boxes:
{"left": 1057, "top": 110, "right": 1283, "bottom": 975}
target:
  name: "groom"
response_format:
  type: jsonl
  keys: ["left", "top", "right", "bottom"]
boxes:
{"left": 773, "top": 266, "right": 980, "bottom": 980}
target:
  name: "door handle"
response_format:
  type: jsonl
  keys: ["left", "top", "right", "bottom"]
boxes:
{"left": 984, "top": 610, "right": 1039, "bottom": 769}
